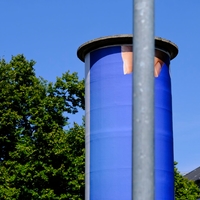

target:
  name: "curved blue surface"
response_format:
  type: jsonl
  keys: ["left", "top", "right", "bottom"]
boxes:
{"left": 86, "top": 46, "right": 174, "bottom": 200}
{"left": 155, "top": 63, "right": 174, "bottom": 199}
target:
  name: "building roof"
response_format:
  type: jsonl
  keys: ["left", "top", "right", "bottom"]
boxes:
{"left": 184, "top": 166, "right": 200, "bottom": 181}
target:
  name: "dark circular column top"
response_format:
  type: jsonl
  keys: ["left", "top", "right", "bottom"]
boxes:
{"left": 77, "top": 34, "right": 178, "bottom": 62}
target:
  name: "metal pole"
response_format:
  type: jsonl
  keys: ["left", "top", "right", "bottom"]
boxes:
{"left": 133, "top": 0, "right": 155, "bottom": 200}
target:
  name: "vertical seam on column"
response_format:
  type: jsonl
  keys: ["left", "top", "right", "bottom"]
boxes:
{"left": 85, "top": 53, "right": 90, "bottom": 200}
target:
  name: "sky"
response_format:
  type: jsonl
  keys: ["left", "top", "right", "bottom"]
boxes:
{"left": 0, "top": 1, "right": 200, "bottom": 174}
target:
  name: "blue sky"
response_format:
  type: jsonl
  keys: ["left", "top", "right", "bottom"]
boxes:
{"left": 1, "top": 1, "right": 200, "bottom": 174}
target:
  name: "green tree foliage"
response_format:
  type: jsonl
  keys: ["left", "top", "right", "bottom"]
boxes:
{"left": 175, "top": 162, "right": 200, "bottom": 200}
{"left": 0, "top": 55, "right": 85, "bottom": 199}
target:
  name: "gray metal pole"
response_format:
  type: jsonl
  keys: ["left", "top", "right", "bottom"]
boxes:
{"left": 133, "top": 0, "right": 155, "bottom": 200}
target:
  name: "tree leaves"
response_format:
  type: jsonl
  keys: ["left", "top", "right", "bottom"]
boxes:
{"left": 0, "top": 55, "right": 85, "bottom": 199}
{"left": 175, "top": 162, "right": 200, "bottom": 199}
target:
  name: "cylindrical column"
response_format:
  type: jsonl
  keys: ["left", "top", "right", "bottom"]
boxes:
{"left": 77, "top": 35, "right": 178, "bottom": 200}
{"left": 133, "top": 0, "right": 155, "bottom": 199}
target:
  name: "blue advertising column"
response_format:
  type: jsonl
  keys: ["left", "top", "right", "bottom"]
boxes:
{"left": 77, "top": 35, "right": 178, "bottom": 200}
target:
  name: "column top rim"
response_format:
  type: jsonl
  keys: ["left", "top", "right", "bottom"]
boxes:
{"left": 77, "top": 34, "right": 178, "bottom": 62}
